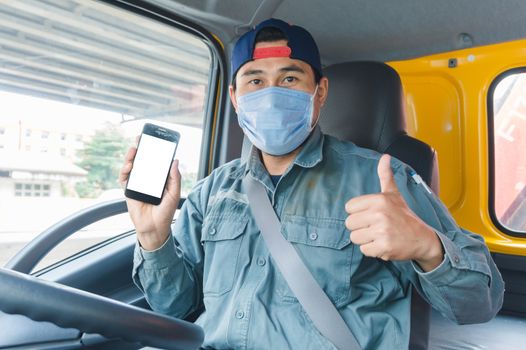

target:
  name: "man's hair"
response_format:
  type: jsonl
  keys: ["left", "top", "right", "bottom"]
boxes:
{"left": 232, "top": 27, "right": 321, "bottom": 90}
{"left": 255, "top": 26, "right": 288, "bottom": 43}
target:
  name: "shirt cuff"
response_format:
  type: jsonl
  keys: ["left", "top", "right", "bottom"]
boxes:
{"left": 139, "top": 233, "right": 171, "bottom": 254}
{"left": 412, "top": 231, "right": 464, "bottom": 286}
{"left": 133, "top": 233, "right": 181, "bottom": 269}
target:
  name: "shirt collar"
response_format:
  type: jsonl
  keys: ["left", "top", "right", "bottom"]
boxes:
{"left": 293, "top": 125, "right": 324, "bottom": 169}
{"left": 242, "top": 125, "right": 325, "bottom": 180}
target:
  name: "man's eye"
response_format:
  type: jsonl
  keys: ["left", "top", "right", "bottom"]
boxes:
{"left": 249, "top": 79, "right": 262, "bottom": 85}
{"left": 283, "top": 76, "right": 297, "bottom": 83}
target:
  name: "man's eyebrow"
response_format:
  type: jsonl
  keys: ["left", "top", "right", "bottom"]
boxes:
{"left": 280, "top": 65, "right": 306, "bottom": 74}
{"left": 241, "top": 69, "right": 263, "bottom": 77}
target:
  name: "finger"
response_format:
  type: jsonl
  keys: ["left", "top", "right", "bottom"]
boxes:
{"left": 345, "top": 211, "right": 377, "bottom": 231}
{"left": 345, "top": 193, "right": 383, "bottom": 214}
{"left": 119, "top": 162, "right": 133, "bottom": 186}
{"left": 165, "top": 159, "right": 181, "bottom": 195}
{"left": 124, "top": 145, "right": 137, "bottom": 163}
{"left": 378, "top": 154, "right": 397, "bottom": 193}
{"left": 349, "top": 227, "right": 376, "bottom": 245}
{"left": 359, "top": 241, "right": 385, "bottom": 259}
{"left": 119, "top": 147, "right": 137, "bottom": 185}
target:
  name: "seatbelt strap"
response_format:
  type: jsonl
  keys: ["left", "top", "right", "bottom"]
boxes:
{"left": 243, "top": 175, "right": 361, "bottom": 350}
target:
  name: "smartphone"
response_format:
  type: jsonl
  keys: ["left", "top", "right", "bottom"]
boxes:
{"left": 125, "top": 123, "right": 180, "bottom": 205}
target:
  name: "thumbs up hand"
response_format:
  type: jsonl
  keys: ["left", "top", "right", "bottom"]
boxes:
{"left": 345, "top": 154, "right": 444, "bottom": 272}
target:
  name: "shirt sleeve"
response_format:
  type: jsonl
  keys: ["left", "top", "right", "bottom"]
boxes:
{"left": 132, "top": 185, "right": 205, "bottom": 319}
{"left": 390, "top": 161, "right": 505, "bottom": 325}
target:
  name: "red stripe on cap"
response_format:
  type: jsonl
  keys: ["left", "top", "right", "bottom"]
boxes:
{"left": 253, "top": 46, "right": 292, "bottom": 59}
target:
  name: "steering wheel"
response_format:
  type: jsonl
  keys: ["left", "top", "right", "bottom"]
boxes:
{"left": 0, "top": 267, "right": 203, "bottom": 349}
{"left": 0, "top": 198, "right": 203, "bottom": 349}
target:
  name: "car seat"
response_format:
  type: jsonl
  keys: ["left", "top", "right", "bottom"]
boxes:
{"left": 319, "top": 61, "right": 439, "bottom": 350}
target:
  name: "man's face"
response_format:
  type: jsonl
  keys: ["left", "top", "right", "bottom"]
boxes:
{"left": 229, "top": 39, "right": 328, "bottom": 126}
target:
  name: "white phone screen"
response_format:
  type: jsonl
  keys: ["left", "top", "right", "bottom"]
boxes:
{"left": 127, "top": 134, "right": 177, "bottom": 198}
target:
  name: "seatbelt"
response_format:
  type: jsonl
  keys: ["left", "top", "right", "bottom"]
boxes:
{"left": 243, "top": 175, "right": 362, "bottom": 350}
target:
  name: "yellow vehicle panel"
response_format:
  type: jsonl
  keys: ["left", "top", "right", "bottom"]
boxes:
{"left": 390, "top": 39, "right": 526, "bottom": 255}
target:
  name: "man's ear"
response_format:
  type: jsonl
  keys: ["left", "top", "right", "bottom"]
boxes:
{"left": 317, "top": 76, "right": 329, "bottom": 107}
{"left": 229, "top": 85, "right": 238, "bottom": 112}
{"left": 310, "top": 76, "right": 329, "bottom": 127}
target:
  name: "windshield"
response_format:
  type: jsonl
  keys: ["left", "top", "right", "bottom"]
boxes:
{"left": 0, "top": 0, "right": 212, "bottom": 269}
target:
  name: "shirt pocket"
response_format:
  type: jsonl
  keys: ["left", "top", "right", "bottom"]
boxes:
{"left": 278, "top": 215, "right": 354, "bottom": 307}
{"left": 201, "top": 216, "right": 248, "bottom": 296}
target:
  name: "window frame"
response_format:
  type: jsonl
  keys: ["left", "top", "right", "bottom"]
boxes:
{"left": 487, "top": 66, "right": 526, "bottom": 237}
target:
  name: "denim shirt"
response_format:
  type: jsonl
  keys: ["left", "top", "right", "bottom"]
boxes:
{"left": 132, "top": 126, "right": 504, "bottom": 350}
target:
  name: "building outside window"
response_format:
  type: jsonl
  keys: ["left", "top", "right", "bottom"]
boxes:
{"left": 14, "top": 183, "right": 51, "bottom": 197}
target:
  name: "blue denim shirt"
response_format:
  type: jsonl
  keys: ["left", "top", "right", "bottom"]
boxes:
{"left": 133, "top": 126, "right": 504, "bottom": 350}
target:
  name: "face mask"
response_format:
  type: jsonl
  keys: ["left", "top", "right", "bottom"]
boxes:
{"left": 236, "top": 86, "right": 319, "bottom": 156}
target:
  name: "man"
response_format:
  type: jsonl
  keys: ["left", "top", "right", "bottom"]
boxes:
{"left": 121, "top": 18, "right": 504, "bottom": 349}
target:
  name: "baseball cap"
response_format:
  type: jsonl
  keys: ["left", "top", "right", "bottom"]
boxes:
{"left": 231, "top": 18, "right": 322, "bottom": 81}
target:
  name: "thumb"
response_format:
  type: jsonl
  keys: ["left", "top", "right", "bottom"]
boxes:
{"left": 378, "top": 154, "right": 397, "bottom": 192}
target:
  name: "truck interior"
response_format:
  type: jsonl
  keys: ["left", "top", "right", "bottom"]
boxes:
{"left": 0, "top": 0, "right": 525, "bottom": 349}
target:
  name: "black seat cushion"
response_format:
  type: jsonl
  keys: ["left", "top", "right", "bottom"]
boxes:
{"left": 319, "top": 61, "right": 439, "bottom": 193}
{"left": 320, "top": 61, "right": 405, "bottom": 152}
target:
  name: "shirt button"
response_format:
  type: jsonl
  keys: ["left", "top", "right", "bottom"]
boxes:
{"left": 453, "top": 255, "right": 460, "bottom": 264}
{"left": 209, "top": 228, "right": 216, "bottom": 236}
{"left": 235, "top": 310, "right": 244, "bottom": 319}
{"left": 257, "top": 257, "right": 266, "bottom": 266}
{"left": 309, "top": 232, "right": 318, "bottom": 241}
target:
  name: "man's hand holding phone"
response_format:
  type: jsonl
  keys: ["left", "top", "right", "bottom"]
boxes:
{"left": 120, "top": 124, "right": 181, "bottom": 251}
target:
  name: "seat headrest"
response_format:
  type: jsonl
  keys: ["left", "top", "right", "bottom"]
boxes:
{"left": 319, "top": 61, "right": 406, "bottom": 152}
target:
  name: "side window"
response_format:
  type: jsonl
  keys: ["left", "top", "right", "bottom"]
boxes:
{"left": 0, "top": 1, "right": 212, "bottom": 270}
{"left": 490, "top": 70, "right": 526, "bottom": 234}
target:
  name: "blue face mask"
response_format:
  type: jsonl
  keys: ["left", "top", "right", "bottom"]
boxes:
{"left": 236, "top": 86, "right": 318, "bottom": 156}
